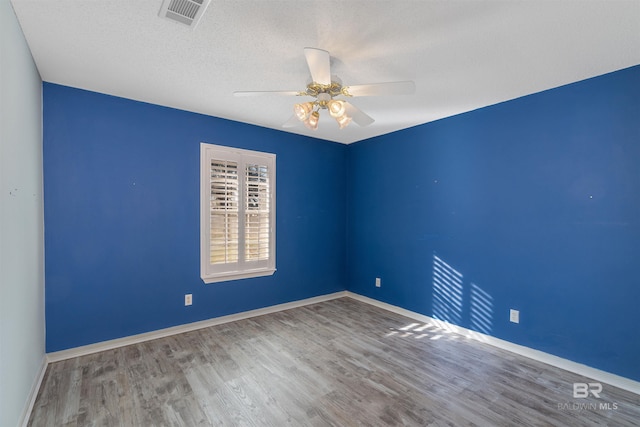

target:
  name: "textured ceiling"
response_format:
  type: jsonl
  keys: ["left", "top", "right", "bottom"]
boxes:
{"left": 11, "top": 0, "right": 640, "bottom": 144}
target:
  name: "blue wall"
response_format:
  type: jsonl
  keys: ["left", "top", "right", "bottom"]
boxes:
{"left": 44, "top": 66, "right": 639, "bottom": 381}
{"left": 346, "top": 65, "right": 640, "bottom": 381}
{"left": 43, "top": 83, "right": 347, "bottom": 352}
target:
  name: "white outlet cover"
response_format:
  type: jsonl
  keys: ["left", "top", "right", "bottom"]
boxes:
{"left": 510, "top": 309, "right": 519, "bottom": 323}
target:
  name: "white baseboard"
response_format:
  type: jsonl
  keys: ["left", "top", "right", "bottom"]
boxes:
{"left": 345, "top": 292, "right": 640, "bottom": 396}
{"left": 19, "top": 354, "right": 47, "bottom": 427}
{"left": 46, "top": 291, "right": 348, "bottom": 363}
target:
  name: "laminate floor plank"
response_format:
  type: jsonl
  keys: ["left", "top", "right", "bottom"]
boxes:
{"left": 28, "top": 298, "right": 640, "bottom": 426}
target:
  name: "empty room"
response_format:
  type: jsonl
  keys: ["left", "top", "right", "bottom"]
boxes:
{"left": 2, "top": 0, "right": 639, "bottom": 426}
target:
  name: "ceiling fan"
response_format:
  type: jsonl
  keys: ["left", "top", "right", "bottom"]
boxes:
{"left": 233, "top": 48, "right": 416, "bottom": 130}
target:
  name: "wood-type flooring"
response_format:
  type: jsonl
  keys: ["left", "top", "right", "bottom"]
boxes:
{"left": 28, "top": 297, "right": 640, "bottom": 426}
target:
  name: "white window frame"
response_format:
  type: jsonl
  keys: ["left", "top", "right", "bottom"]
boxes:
{"left": 200, "top": 143, "right": 276, "bottom": 283}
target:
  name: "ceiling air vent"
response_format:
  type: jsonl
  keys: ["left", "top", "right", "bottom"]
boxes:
{"left": 159, "top": 0, "right": 211, "bottom": 28}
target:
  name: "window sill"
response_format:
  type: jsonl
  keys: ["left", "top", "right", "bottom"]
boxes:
{"left": 202, "top": 268, "right": 276, "bottom": 284}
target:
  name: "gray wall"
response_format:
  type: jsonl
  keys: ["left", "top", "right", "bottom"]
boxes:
{"left": 0, "top": 0, "right": 45, "bottom": 425}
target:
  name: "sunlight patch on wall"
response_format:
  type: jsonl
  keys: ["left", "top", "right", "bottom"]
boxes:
{"left": 470, "top": 283, "right": 493, "bottom": 334}
{"left": 431, "top": 253, "right": 493, "bottom": 335}
{"left": 432, "top": 255, "right": 464, "bottom": 324}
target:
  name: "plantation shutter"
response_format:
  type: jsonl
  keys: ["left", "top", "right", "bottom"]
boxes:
{"left": 245, "top": 163, "right": 270, "bottom": 262}
{"left": 210, "top": 160, "right": 239, "bottom": 264}
{"left": 201, "top": 143, "right": 276, "bottom": 283}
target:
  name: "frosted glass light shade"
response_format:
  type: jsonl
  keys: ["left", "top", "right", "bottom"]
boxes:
{"left": 294, "top": 102, "right": 313, "bottom": 121}
{"left": 328, "top": 100, "right": 346, "bottom": 118}
{"left": 336, "top": 114, "right": 352, "bottom": 129}
{"left": 304, "top": 111, "right": 320, "bottom": 130}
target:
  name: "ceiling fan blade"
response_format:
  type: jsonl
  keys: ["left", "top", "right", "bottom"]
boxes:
{"left": 304, "top": 47, "right": 331, "bottom": 85}
{"left": 344, "top": 101, "right": 375, "bottom": 127}
{"left": 282, "top": 115, "right": 300, "bottom": 128}
{"left": 233, "top": 90, "right": 301, "bottom": 97}
{"left": 344, "top": 81, "right": 416, "bottom": 97}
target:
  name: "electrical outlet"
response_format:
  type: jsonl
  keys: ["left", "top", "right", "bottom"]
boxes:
{"left": 510, "top": 309, "right": 519, "bottom": 323}
{"left": 185, "top": 294, "right": 192, "bottom": 306}
{"left": 375, "top": 277, "right": 381, "bottom": 287}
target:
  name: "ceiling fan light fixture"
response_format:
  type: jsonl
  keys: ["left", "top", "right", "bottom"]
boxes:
{"left": 327, "top": 100, "right": 346, "bottom": 118}
{"left": 294, "top": 102, "right": 314, "bottom": 121}
{"left": 336, "top": 114, "right": 352, "bottom": 129}
{"left": 304, "top": 111, "right": 320, "bottom": 130}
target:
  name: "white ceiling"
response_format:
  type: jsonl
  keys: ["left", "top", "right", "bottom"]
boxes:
{"left": 11, "top": 0, "right": 640, "bottom": 144}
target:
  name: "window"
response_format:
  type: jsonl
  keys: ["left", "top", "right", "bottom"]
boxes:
{"left": 200, "top": 143, "right": 275, "bottom": 283}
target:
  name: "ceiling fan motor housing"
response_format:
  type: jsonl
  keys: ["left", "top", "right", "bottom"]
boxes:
{"left": 305, "top": 81, "right": 346, "bottom": 98}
